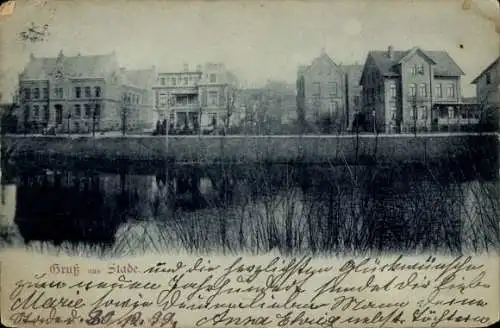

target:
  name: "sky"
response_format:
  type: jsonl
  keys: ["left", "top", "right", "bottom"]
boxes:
{"left": 0, "top": 0, "right": 498, "bottom": 101}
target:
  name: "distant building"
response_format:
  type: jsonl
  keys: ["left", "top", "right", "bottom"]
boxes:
{"left": 262, "top": 80, "right": 297, "bottom": 126}
{"left": 296, "top": 50, "right": 362, "bottom": 133}
{"left": 153, "top": 63, "right": 238, "bottom": 133}
{"left": 17, "top": 50, "right": 155, "bottom": 133}
{"left": 471, "top": 57, "right": 499, "bottom": 131}
{"left": 360, "top": 46, "right": 464, "bottom": 133}
{"left": 472, "top": 57, "right": 500, "bottom": 106}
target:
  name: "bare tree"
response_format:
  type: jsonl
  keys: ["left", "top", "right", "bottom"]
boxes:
{"left": 220, "top": 85, "right": 237, "bottom": 135}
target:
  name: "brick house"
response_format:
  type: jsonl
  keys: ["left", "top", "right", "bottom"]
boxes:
{"left": 296, "top": 50, "right": 362, "bottom": 133}
{"left": 17, "top": 50, "right": 155, "bottom": 134}
{"left": 153, "top": 63, "right": 239, "bottom": 134}
{"left": 360, "top": 46, "right": 464, "bottom": 133}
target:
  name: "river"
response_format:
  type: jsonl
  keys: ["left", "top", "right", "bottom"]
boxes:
{"left": 0, "top": 160, "right": 498, "bottom": 256}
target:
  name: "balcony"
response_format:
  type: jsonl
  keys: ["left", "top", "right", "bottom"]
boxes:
{"left": 170, "top": 103, "right": 200, "bottom": 111}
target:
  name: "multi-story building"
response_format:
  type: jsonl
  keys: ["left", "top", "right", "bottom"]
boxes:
{"left": 17, "top": 50, "right": 155, "bottom": 133}
{"left": 153, "top": 63, "right": 238, "bottom": 133}
{"left": 360, "top": 46, "right": 464, "bottom": 133}
{"left": 296, "top": 50, "right": 363, "bottom": 133}
{"left": 472, "top": 57, "right": 500, "bottom": 106}
{"left": 472, "top": 57, "right": 499, "bottom": 131}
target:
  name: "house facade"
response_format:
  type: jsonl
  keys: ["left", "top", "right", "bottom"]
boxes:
{"left": 472, "top": 57, "right": 500, "bottom": 106}
{"left": 472, "top": 57, "right": 499, "bottom": 130}
{"left": 153, "top": 63, "right": 239, "bottom": 133}
{"left": 17, "top": 51, "right": 155, "bottom": 133}
{"left": 360, "top": 46, "right": 464, "bottom": 133}
{"left": 296, "top": 50, "right": 362, "bottom": 133}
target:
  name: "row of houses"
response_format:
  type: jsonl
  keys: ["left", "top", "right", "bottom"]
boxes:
{"left": 10, "top": 47, "right": 500, "bottom": 134}
{"left": 13, "top": 51, "right": 241, "bottom": 134}
{"left": 297, "top": 46, "right": 499, "bottom": 133}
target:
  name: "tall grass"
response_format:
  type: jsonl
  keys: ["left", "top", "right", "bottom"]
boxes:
{"left": 2, "top": 160, "right": 499, "bottom": 258}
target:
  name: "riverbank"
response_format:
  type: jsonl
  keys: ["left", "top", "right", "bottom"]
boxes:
{"left": 2, "top": 133, "right": 498, "bottom": 166}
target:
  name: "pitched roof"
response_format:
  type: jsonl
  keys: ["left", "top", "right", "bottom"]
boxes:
{"left": 20, "top": 52, "right": 118, "bottom": 80}
{"left": 367, "top": 48, "right": 464, "bottom": 78}
{"left": 471, "top": 57, "right": 499, "bottom": 84}
{"left": 298, "top": 52, "right": 341, "bottom": 76}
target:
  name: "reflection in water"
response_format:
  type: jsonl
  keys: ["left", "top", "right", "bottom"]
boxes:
{"left": 1, "top": 161, "right": 499, "bottom": 255}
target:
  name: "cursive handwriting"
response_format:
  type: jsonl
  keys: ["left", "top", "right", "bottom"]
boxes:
{"left": 3, "top": 255, "right": 495, "bottom": 328}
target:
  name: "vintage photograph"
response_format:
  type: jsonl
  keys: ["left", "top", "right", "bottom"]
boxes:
{"left": 0, "top": 0, "right": 498, "bottom": 258}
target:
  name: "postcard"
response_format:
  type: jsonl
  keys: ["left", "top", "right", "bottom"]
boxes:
{"left": 0, "top": 0, "right": 499, "bottom": 327}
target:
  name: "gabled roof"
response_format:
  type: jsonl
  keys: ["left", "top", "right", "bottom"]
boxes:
{"left": 20, "top": 52, "right": 118, "bottom": 80}
{"left": 365, "top": 48, "right": 464, "bottom": 80}
{"left": 471, "top": 57, "right": 499, "bottom": 84}
{"left": 297, "top": 52, "right": 342, "bottom": 76}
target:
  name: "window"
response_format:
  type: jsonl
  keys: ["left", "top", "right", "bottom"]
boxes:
{"left": 417, "top": 65, "right": 424, "bottom": 74}
{"left": 209, "top": 91, "right": 218, "bottom": 106}
{"left": 389, "top": 83, "right": 397, "bottom": 98}
{"left": 169, "top": 112, "right": 175, "bottom": 123}
{"left": 408, "top": 84, "right": 416, "bottom": 97}
{"left": 33, "top": 105, "right": 39, "bottom": 118}
{"left": 448, "top": 106, "right": 455, "bottom": 119}
{"left": 408, "top": 66, "right": 416, "bottom": 75}
{"left": 419, "top": 83, "right": 427, "bottom": 97}
{"left": 486, "top": 72, "right": 492, "bottom": 84}
{"left": 329, "top": 82, "right": 338, "bottom": 97}
{"left": 312, "top": 82, "right": 321, "bottom": 97}
{"left": 75, "top": 87, "right": 81, "bottom": 98}
{"left": 329, "top": 102, "right": 337, "bottom": 114}
{"left": 23, "top": 88, "right": 31, "bottom": 100}
{"left": 74, "top": 104, "right": 81, "bottom": 117}
{"left": 43, "top": 105, "right": 49, "bottom": 121}
{"left": 436, "top": 84, "right": 442, "bottom": 98}
{"left": 159, "top": 93, "right": 168, "bottom": 106}
{"left": 172, "top": 78, "right": 177, "bottom": 86}
{"left": 161, "top": 78, "right": 165, "bottom": 85}
{"left": 84, "top": 86, "right": 91, "bottom": 98}
{"left": 33, "top": 88, "right": 40, "bottom": 99}
{"left": 446, "top": 84, "right": 455, "bottom": 98}
{"left": 184, "top": 77, "right": 188, "bottom": 85}
{"left": 94, "top": 86, "right": 101, "bottom": 97}
{"left": 55, "top": 87, "right": 63, "bottom": 98}
{"left": 420, "top": 106, "right": 427, "bottom": 120}
{"left": 84, "top": 104, "right": 91, "bottom": 118}
{"left": 43, "top": 88, "right": 48, "bottom": 99}
{"left": 210, "top": 74, "right": 216, "bottom": 83}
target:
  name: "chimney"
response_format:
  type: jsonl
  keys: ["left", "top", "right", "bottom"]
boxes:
{"left": 183, "top": 63, "right": 189, "bottom": 72}
{"left": 196, "top": 64, "right": 202, "bottom": 72}
{"left": 388, "top": 45, "right": 394, "bottom": 60}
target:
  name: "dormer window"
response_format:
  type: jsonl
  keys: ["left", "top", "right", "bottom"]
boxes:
{"left": 417, "top": 65, "right": 424, "bottom": 74}
{"left": 210, "top": 74, "right": 216, "bottom": 83}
